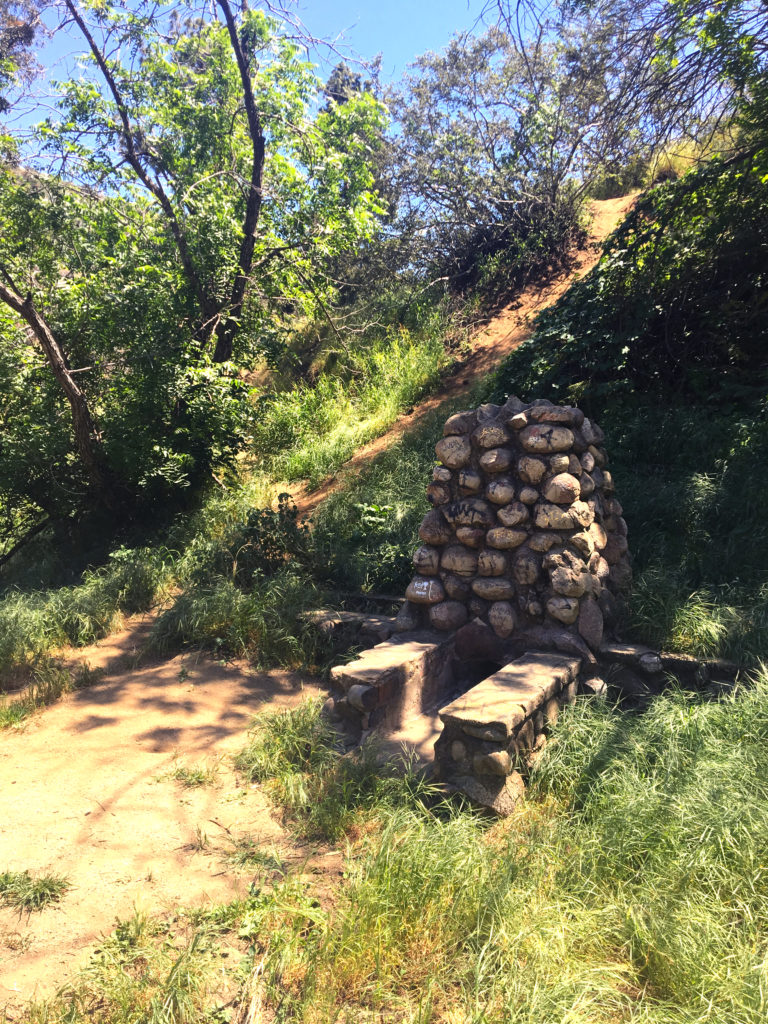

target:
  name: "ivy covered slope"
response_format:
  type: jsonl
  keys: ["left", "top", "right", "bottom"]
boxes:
{"left": 490, "top": 149, "right": 768, "bottom": 662}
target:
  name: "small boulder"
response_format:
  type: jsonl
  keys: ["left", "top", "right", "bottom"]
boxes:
{"left": 444, "top": 574, "right": 471, "bottom": 600}
{"left": 455, "top": 526, "right": 486, "bottom": 548}
{"left": 486, "top": 477, "right": 516, "bottom": 505}
{"left": 473, "top": 750, "right": 512, "bottom": 777}
{"left": 486, "top": 527, "right": 528, "bottom": 549}
{"left": 441, "top": 545, "right": 479, "bottom": 576}
{"left": 412, "top": 545, "right": 440, "bottom": 574}
{"left": 534, "top": 503, "right": 575, "bottom": 530}
{"left": 472, "top": 422, "right": 511, "bottom": 448}
{"left": 520, "top": 424, "right": 575, "bottom": 453}
{"left": 443, "top": 410, "right": 478, "bottom": 436}
{"left": 435, "top": 435, "right": 471, "bottom": 469}
{"left": 479, "top": 447, "right": 513, "bottom": 473}
{"left": 518, "top": 456, "right": 547, "bottom": 485}
{"left": 546, "top": 595, "right": 580, "bottom": 624}
{"left": 444, "top": 498, "right": 495, "bottom": 528}
{"left": 543, "top": 473, "right": 581, "bottom": 504}
{"left": 418, "top": 509, "right": 452, "bottom": 545}
{"left": 478, "top": 549, "right": 507, "bottom": 576}
{"left": 426, "top": 482, "right": 451, "bottom": 506}
{"left": 512, "top": 549, "right": 541, "bottom": 585}
{"left": 577, "top": 597, "right": 604, "bottom": 650}
{"left": 497, "top": 502, "right": 529, "bottom": 527}
{"left": 472, "top": 578, "right": 515, "bottom": 601}
{"left": 429, "top": 600, "right": 469, "bottom": 631}
{"left": 458, "top": 468, "right": 483, "bottom": 493}
{"left": 488, "top": 600, "right": 517, "bottom": 637}
{"left": 406, "top": 577, "right": 446, "bottom": 604}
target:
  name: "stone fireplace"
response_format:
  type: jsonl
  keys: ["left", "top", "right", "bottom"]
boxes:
{"left": 397, "top": 395, "right": 631, "bottom": 662}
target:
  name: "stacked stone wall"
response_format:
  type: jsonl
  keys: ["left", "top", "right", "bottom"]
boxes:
{"left": 399, "top": 396, "right": 631, "bottom": 659}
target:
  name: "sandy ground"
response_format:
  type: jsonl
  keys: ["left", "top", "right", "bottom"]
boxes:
{"left": 0, "top": 620, "right": 329, "bottom": 1012}
{"left": 287, "top": 194, "right": 637, "bottom": 517}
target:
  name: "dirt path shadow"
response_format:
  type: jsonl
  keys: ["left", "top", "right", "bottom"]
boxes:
{"left": 0, "top": 629, "right": 327, "bottom": 1011}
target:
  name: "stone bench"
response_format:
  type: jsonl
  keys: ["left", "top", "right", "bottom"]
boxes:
{"left": 302, "top": 609, "right": 396, "bottom": 646}
{"left": 329, "top": 631, "right": 456, "bottom": 734}
{"left": 434, "top": 652, "right": 581, "bottom": 815}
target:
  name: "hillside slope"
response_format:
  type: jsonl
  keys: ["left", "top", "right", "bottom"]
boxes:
{"left": 287, "top": 194, "right": 636, "bottom": 516}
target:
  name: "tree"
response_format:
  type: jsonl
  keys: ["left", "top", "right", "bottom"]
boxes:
{"left": 388, "top": 26, "right": 611, "bottom": 289}
{"left": 0, "top": 0, "right": 387, "bottom": 548}
{"left": 492, "top": 0, "right": 768, "bottom": 164}
{"left": 0, "top": 0, "right": 39, "bottom": 115}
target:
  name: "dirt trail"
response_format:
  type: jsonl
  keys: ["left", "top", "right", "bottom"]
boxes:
{"left": 0, "top": 622, "right": 329, "bottom": 1012}
{"left": 288, "top": 194, "right": 636, "bottom": 517}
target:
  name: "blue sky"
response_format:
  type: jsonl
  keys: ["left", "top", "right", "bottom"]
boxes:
{"left": 294, "top": 0, "right": 487, "bottom": 79}
{"left": 8, "top": 0, "right": 488, "bottom": 134}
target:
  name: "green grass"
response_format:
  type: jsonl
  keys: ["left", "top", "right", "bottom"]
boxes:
{"left": 0, "top": 870, "right": 70, "bottom": 912}
{"left": 252, "top": 316, "right": 450, "bottom": 489}
{"left": 232, "top": 676, "right": 768, "bottom": 1022}
{"left": 19, "top": 677, "right": 768, "bottom": 1021}
{"left": 27, "top": 911, "right": 220, "bottom": 1024}
{"left": 225, "top": 835, "right": 284, "bottom": 873}
{"left": 0, "top": 545, "right": 174, "bottom": 678}
{"left": 235, "top": 697, "right": 437, "bottom": 840}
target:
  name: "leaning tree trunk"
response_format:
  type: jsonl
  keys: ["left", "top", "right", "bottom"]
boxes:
{"left": 0, "top": 281, "right": 123, "bottom": 512}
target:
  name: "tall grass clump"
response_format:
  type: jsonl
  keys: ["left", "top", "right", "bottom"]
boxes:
{"left": 0, "top": 545, "right": 174, "bottom": 676}
{"left": 0, "top": 659, "right": 102, "bottom": 729}
{"left": 28, "top": 913, "right": 219, "bottom": 1024}
{"left": 147, "top": 566, "right": 319, "bottom": 667}
{"left": 0, "top": 869, "right": 70, "bottom": 912}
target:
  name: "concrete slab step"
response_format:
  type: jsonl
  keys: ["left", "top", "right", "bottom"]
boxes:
{"left": 302, "top": 609, "right": 395, "bottom": 645}
{"left": 330, "top": 631, "right": 456, "bottom": 732}
{"left": 438, "top": 652, "right": 581, "bottom": 740}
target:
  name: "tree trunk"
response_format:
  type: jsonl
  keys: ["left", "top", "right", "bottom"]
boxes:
{"left": 213, "top": 0, "right": 267, "bottom": 363}
{"left": 0, "top": 281, "right": 123, "bottom": 511}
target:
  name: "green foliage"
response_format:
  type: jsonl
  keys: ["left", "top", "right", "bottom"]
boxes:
{"left": 492, "top": 151, "right": 768, "bottom": 404}
{"left": 166, "top": 758, "right": 221, "bottom": 789}
{"left": 0, "top": 1, "right": 389, "bottom": 542}
{"left": 147, "top": 567, "right": 318, "bottom": 666}
{"left": 29, "top": 916, "right": 218, "bottom": 1024}
{"left": 392, "top": 27, "right": 590, "bottom": 291}
{"left": 0, "top": 0, "right": 38, "bottom": 116}
{"left": 0, "top": 868, "right": 69, "bottom": 911}
{"left": 0, "top": 658, "right": 103, "bottom": 728}
{"left": 228, "top": 677, "right": 768, "bottom": 1022}
{"left": 0, "top": 545, "right": 174, "bottom": 675}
